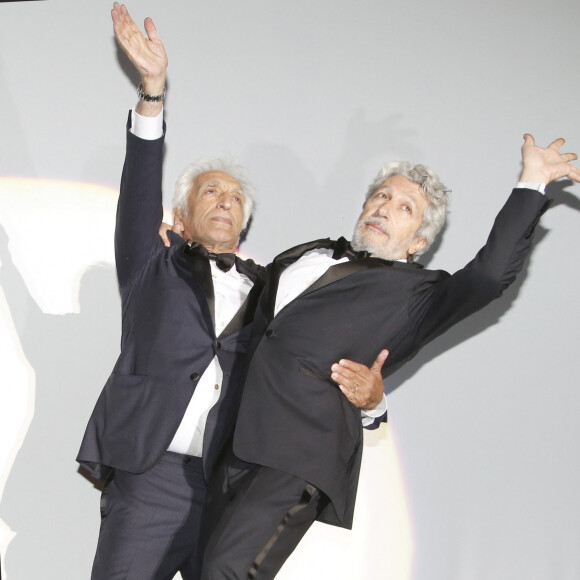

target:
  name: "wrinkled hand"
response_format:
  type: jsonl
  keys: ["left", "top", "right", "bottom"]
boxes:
{"left": 111, "top": 2, "right": 167, "bottom": 93}
{"left": 331, "top": 349, "right": 388, "bottom": 410}
{"left": 519, "top": 134, "right": 580, "bottom": 185}
{"left": 159, "top": 221, "right": 184, "bottom": 247}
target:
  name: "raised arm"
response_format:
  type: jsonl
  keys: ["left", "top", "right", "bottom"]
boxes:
{"left": 411, "top": 135, "right": 579, "bottom": 352}
{"left": 111, "top": 3, "right": 169, "bottom": 288}
{"left": 111, "top": 2, "right": 167, "bottom": 116}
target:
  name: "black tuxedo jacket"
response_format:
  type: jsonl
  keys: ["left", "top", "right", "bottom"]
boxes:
{"left": 233, "top": 187, "right": 551, "bottom": 528}
{"left": 77, "top": 117, "right": 265, "bottom": 481}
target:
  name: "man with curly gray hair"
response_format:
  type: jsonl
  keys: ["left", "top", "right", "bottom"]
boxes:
{"left": 203, "top": 135, "right": 580, "bottom": 579}
{"left": 352, "top": 161, "right": 450, "bottom": 262}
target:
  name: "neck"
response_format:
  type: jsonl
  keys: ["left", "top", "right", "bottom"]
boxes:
{"left": 193, "top": 240, "right": 238, "bottom": 254}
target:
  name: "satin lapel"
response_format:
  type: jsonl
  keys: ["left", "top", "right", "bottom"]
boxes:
{"left": 264, "top": 260, "right": 284, "bottom": 321}
{"left": 296, "top": 257, "right": 392, "bottom": 299}
{"left": 182, "top": 250, "right": 216, "bottom": 332}
{"left": 219, "top": 276, "right": 266, "bottom": 338}
{"left": 265, "top": 239, "right": 334, "bottom": 320}
{"left": 274, "top": 238, "right": 334, "bottom": 262}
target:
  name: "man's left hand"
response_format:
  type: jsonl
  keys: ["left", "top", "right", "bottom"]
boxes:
{"left": 519, "top": 134, "right": 580, "bottom": 184}
{"left": 159, "top": 221, "right": 184, "bottom": 247}
{"left": 331, "top": 349, "right": 388, "bottom": 410}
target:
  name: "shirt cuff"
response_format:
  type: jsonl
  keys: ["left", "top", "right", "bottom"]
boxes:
{"left": 361, "top": 393, "right": 387, "bottom": 420}
{"left": 516, "top": 181, "right": 546, "bottom": 194}
{"left": 130, "top": 108, "right": 164, "bottom": 140}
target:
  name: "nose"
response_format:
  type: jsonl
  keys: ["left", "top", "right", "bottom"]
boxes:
{"left": 217, "top": 192, "right": 231, "bottom": 210}
{"left": 375, "top": 199, "right": 390, "bottom": 219}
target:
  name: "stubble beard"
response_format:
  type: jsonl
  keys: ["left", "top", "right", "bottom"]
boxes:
{"left": 351, "top": 217, "right": 405, "bottom": 261}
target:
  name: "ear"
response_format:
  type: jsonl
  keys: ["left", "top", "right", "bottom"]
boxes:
{"left": 173, "top": 209, "right": 185, "bottom": 229}
{"left": 408, "top": 236, "right": 427, "bottom": 258}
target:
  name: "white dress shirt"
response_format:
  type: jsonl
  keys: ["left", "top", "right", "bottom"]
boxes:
{"left": 167, "top": 261, "right": 253, "bottom": 456}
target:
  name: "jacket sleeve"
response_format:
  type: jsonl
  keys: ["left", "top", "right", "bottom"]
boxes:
{"left": 411, "top": 188, "right": 552, "bottom": 348}
{"left": 115, "top": 112, "right": 166, "bottom": 289}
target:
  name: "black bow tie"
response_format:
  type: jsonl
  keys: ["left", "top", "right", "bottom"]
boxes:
{"left": 208, "top": 251, "right": 236, "bottom": 272}
{"left": 332, "top": 237, "right": 369, "bottom": 260}
{"left": 185, "top": 242, "right": 237, "bottom": 272}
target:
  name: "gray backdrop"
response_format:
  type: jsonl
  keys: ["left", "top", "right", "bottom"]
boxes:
{"left": 1, "top": 0, "right": 579, "bottom": 578}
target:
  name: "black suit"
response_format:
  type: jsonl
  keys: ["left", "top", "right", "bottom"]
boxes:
{"left": 77, "top": 117, "right": 265, "bottom": 579}
{"left": 202, "top": 187, "right": 551, "bottom": 579}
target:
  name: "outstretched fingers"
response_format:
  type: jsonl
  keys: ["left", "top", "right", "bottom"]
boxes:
{"left": 547, "top": 137, "right": 566, "bottom": 150}
{"left": 520, "top": 133, "right": 580, "bottom": 184}
{"left": 112, "top": 3, "right": 145, "bottom": 53}
{"left": 110, "top": 2, "right": 167, "bottom": 88}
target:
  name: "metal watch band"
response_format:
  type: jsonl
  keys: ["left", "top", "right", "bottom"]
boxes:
{"left": 137, "top": 82, "right": 166, "bottom": 102}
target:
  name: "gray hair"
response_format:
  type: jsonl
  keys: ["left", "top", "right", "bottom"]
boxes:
{"left": 365, "top": 161, "right": 450, "bottom": 257}
{"left": 172, "top": 155, "right": 256, "bottom": 229}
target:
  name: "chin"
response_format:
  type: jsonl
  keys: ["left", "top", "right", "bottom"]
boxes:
{"left": 359, "top": 239, "right": 401, "bottom": 261}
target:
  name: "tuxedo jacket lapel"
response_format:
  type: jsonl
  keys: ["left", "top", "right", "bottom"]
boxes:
{"left": 301, "top": 256, "right": 423, "bottom": 298}
{"left": 181, "top": 248, "right": 216, "bottom": 333}
{"left": 265, "top": 238, "right": 402, "bottom": 319}
{"left": 296, "top": 257, "right": 390, "bottom": 299}
{"left": 219, "top": 274, "right": 266, "bottom": 338}
{"left": 274, "top": 238, "right": 335, "bottom": 263}
{"left": 266, "top": 238, "right": 422, "bottom": 319}
{"left": 264, "top": 238, "right": 334, "bottom": 320}
{"left": 182, "top": 244, "right": 267, "bottom": 340}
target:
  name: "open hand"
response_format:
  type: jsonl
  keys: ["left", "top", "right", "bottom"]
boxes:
{"left": 520, "top": 134, "right": 580, "bottom": 185}
{"left": 111, "top": 2, "right": 168, "bottom": 93}
{"left": 331, "top": 349, "right": 389, "bottom": 410}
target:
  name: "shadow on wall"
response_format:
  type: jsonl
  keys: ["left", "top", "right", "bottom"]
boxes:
{"left": 0, "top": 222, "right": 121, "bottom": 580}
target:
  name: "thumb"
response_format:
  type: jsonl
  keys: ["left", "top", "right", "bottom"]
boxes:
{"left": 370, "top": 349, "right": 389, "bottom": 373}
{"left": 522, "top": 133, "right": 535, "bottom": 149}
{"left": 144, "top": 17, "right": 160, "bottom": 42}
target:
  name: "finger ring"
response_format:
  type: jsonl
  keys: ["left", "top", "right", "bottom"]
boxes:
{"left": 354, "top": 386, "right": 359, "bottom": 392}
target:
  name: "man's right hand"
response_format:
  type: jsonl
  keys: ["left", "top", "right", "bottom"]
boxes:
{"left": 111, "top": 3, "right": 168, "bottom": 114}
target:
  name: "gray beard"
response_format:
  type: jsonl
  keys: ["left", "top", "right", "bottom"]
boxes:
{"left": 351, "top": 218, "right": 403, "bottom": 261}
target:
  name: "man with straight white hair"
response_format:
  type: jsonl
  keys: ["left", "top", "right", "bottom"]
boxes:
{"left": 77, "top": 4, "right": 386, "bottom": 579}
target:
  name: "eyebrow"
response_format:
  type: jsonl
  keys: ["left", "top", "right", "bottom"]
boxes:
{"left": 200, "top": 181, "right": 244, "bottom": 195}
{"left": 376, "top": 186, "right": 419, "bottom": 207}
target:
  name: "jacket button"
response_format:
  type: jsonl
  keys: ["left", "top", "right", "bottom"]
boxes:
{"left": 265, "top": 329, "right": 274, "bottom": 338}
{"left": 190, "top": 373, "right": 200, "bottom": 381}
{"left": 215, "top": 340, "right": 222, "bottom": 349}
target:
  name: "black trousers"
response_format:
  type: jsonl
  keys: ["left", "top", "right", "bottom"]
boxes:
{"left": 91, "top": 452, "right": 207, "bottom": 580}
{"left": 202, "top": 464, "right": 328, "bottom": 580}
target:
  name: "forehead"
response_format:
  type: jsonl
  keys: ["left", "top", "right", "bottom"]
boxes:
{"left": 377, "top": 175, "right": 425, "bottom": 200}
{"left": 193, "top": 170, "right": 243, "bottom": 193}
